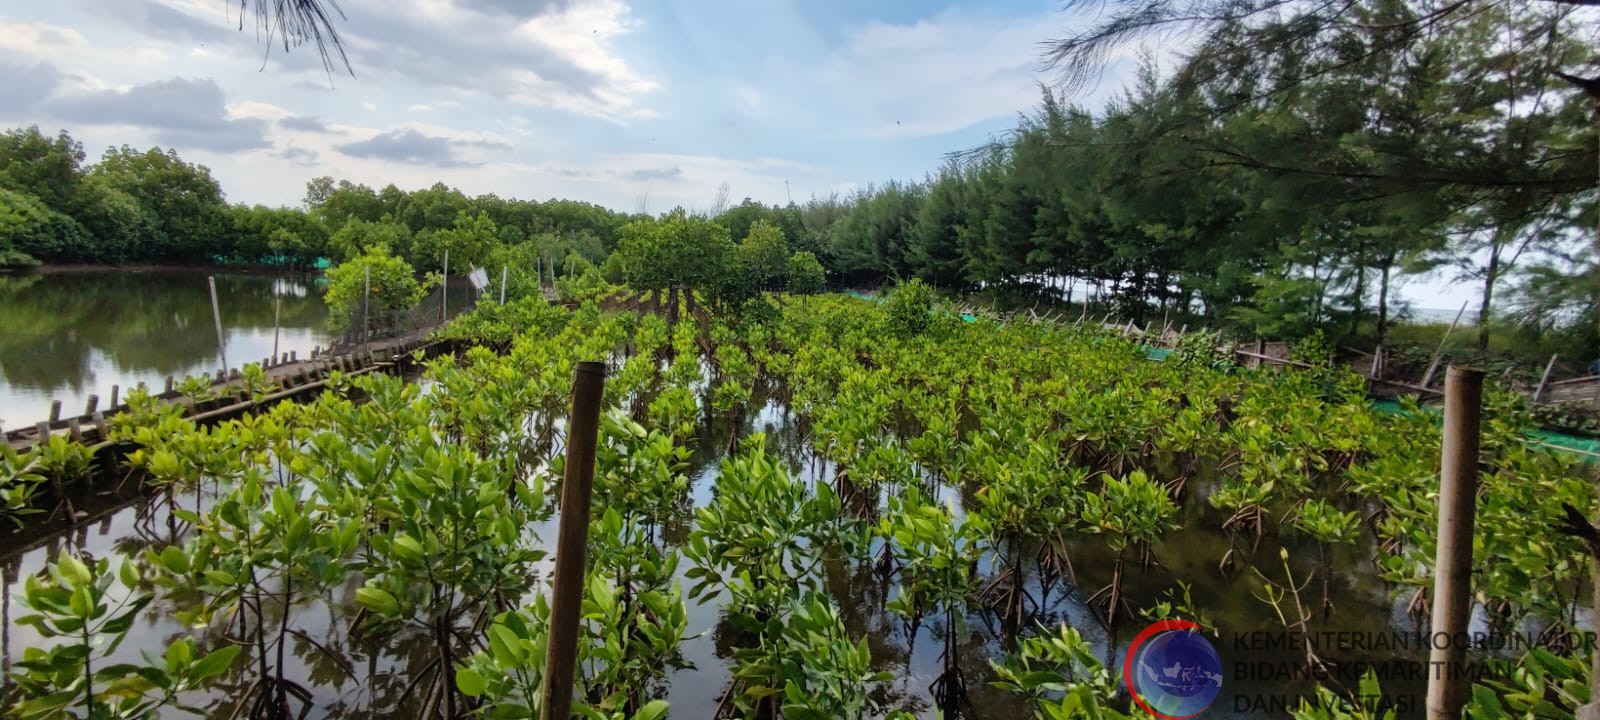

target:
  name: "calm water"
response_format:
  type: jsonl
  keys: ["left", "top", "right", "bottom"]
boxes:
{"left": 0, "top": 271, "right": 333, "bottom": 430}
{"left": 0, "top": 382, "right": 1447, "bottom": 719}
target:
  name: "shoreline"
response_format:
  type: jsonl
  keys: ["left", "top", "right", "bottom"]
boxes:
{"left": 13, "top": 263, "right": 323, "bottom": 276}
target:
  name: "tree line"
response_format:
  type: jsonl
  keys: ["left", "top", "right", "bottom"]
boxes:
{"left": 6, "top": 0, "right": 1597, "bottom": 361}
{"left": 812, "top": 0, "right": 1598, "bottom": 355}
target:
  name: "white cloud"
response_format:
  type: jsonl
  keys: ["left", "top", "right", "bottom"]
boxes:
{"left": 0, "top": 21, "right": 90, "bottom": 55}
{"left": 814, "top": 9, "right": 1050, "bottom": 138}
{"left": 227, "top": 101, "right": 291, "bottom": 120}
{"left": 328, "top": 0, "right": 656, "bottom": 121}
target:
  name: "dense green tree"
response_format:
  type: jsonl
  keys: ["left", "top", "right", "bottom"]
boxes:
{"left": 227, "top": 204, "right": 330, "bottom": 269}
{"left": 327, "top": 218, "right": 414, "bottom": 264}
{"left": 73, "top": 174, "right": 156, "bottom": 263}
{"left": 738, "top": 221, "right": 790, "bottom": 291}
{"left": 0, "top": 188, "right": 87, "bottom": 264}
{"left": 422, "top": 210, "right": 500, "bottom": 271}
{"left": 614, "top": 211, "right": 734, "bottom": 292}
{"left": 90, "top": 147, "right": 228, "bottom": 262}
{"left": 0, "top": 126, "right": 84, "bottom": 215}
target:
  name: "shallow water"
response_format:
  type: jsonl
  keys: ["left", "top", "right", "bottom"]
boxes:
{"left": 0, "top": 271, "right": 333, "bottom": 430}
{"left": 0, "top": 373, "right": 1470, "bottom": 719}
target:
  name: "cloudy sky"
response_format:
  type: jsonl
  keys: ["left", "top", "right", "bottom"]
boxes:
{"left": 0, "top": 0, "right": 1475, "bottom": 307}
{"left": 0, "top": 0, "right": 1136, "bottom": 214}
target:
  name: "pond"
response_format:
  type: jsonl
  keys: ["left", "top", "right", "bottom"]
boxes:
{"left": 0, "top": 380, "right": 1440, "bottom": 720}
{"left": 0, "top": 271, "right": 333, "bottom": 431}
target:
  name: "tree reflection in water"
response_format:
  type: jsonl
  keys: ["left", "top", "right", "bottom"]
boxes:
{"left": 0, "top": 271, "right": 330, "bottom": 428}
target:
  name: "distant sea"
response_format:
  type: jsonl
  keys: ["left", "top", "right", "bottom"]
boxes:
{"left": 1408, "top": 306, "right": 1474, "bottom": 324}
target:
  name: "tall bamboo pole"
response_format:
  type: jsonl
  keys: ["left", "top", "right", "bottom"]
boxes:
{"left": 1426, "top": 367, "right": 1483, "bottom": 720}
{"left": 539, "top": 361, "right": 608, "bottom": 720}
{"left": 208, "top": 276, "right": 228, "bottom": 373}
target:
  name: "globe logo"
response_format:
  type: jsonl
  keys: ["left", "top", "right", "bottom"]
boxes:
{"left": 1122, "top": 619, "right": 1222, "bottom": 719}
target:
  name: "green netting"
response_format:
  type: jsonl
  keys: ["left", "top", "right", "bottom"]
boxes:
{"left": 843, "top": 290, "right": 976, "bottom": 322}
{"left": 1363, "top": 401, "right": 1597, "bottom": 461}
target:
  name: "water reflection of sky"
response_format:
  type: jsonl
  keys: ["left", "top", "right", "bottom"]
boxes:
{"left": 0, "top": 271, "right": 332, "bottom": 430}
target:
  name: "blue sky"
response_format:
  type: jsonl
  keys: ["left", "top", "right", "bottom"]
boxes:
{"left": 0, "top": 0, "right": 1110, "bottom": 213}
{"left": 0, "top": 0, "right": 1476, "bottom": 307}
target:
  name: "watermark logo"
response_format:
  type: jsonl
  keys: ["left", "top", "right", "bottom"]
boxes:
{"left": 1124, "top": 620, "right": 1222, "bottom": 719}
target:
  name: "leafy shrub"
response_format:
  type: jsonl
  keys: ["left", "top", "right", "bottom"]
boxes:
{"left": 786, "top": 250, "right": 825, "bottom": 295}
{"left": 884, "top": 278, "right": 935, "bottom": 336}
{"left": 323, "top": 244, "right": 432, "bottom": 333}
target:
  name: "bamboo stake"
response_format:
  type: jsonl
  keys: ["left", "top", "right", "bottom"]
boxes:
{"left": 363, "top": 265, "right": 371, "bottom": 355}
{"left": 272, "top": 288, "right": 282, "bottom": 361}
{"left": 209, "top": 276, "right": 229, "bottom": 374}
{"left": 539, "top": 361, "right": 608, "bottom": 720}
{"left": 1420, "top": 301, "right": 1470, "bottom": 389}
{"left": 1533, "top": 354, "right": 1559, "bottom": 402}
{"left": 1426, "top": 367, "right": 1482, "bottom": 720}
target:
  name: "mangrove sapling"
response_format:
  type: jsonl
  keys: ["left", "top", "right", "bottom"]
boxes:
{"left": 0, "top": 445, "right": 44, "bottom": 527}
{"left": 644, "top": 385, "right": 698, "bottom": 446}
{"left": 589, "top": 414, "right": 691, "bottom": 547}
{"left": 966, "top": 436, "right": 1081, "bottom": 635}
{"left": 1249, "top": 548, "right": 1346, "bottom": 696}
{"left": 1460, "top": 647, "right": 1589, "bottom": 720}
{"left": 989, "top": 624, "right": 1135, "bottom": 720}
{"left": 9, "top": 555, "right": 242, "bottom": 720}
{"left": 453, "top": 589, "right": 676, "bottom": 720}
{"left": 1079, "top": 471, "right": 1178, "bottom": 626}
{"left": 581, "top": 514, "right": 691, "bottom": 716}
{"left": 1291, "top": 670, "right": 1396, "bottom": 720}
{"left": 175, "top": 375, "right": 219, "bottom": 411}
{"left": 33, "top": 435, "right": 96, "bottom": 522}
{"left": 683, "top": 435, "right": 863, "bottom": 615}
{"left": 354, "top": 447, "right": 545, "bottom": 720}
{"left": 903, "top": 395, "right": 958, "bottom": 482}
{"left": 1293, "top": 499, "right": 1360, "bottom": 615}
{"left": 877, "top": 487, "right": 987, "bottom": 714}
{"left": 725, "top": 592, "right": 891, "bottom": 720}
{"left": 159, "top": 470, "right": 364, "bottom": 720}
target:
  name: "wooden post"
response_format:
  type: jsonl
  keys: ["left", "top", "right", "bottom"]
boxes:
{"left": 164, "top": 377, "right": 175, "bottom": 394}
{"left": 84, "top": 395, "right": 98, "bottom": 415}
{"left": 1420, "top": 301, "right": 1470, "bottom": 389}
{"left": 1426, "top": 367, "right": 1483, "bottom": 720}
{"left": 539, "top": 361, "right": 608, "bottom": 720}
{"left": 1534, "top": 354, "right": 1559, "bottom": 402}
{"left": 208, "top": 276, "right": 229, "bottom": 374}
{"left": 290, "top": 350, "right": 297, "bottom": 362}
{"left": 109, "top": 385, "right": 119, "bottom": 409}
{"left": 363, "top": 265, "right": 371, "bottom": 353}
{"left": 441, "top": 248, "right": 450, "bottom": 324}
{"left": 272, "top": 289, "right": 282, "bottom": 361}
{"left": 48, "top": 400, "right": 62, "bottom": 424}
